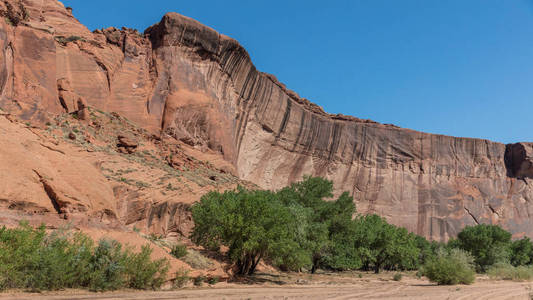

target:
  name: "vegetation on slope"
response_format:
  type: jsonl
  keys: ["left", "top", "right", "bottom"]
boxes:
{"left": 0, "top": 223, "right": 168, "bottom": 292}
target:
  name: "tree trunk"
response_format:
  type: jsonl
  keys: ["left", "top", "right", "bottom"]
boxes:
{"left": 237, "top": 254, "right": 253, "bottom": 275}
{"left": 248, "top": 253, "right": 262, "bottom": 275}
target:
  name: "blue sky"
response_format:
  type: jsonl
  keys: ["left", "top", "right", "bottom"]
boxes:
{"left": 61, "top": 0, "right": 533, "bottom": 143}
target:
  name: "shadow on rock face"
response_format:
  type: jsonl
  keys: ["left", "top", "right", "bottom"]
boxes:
{"left": 505, "top": 143, "right": 533, "bottom": 179}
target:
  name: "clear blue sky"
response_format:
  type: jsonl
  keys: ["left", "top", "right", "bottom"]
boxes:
{"left": 61, "top": 0, "right": 533, "bottom": 144}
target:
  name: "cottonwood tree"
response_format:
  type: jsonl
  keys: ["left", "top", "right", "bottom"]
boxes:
{"left": 190, "top": 187, "right": 299, "bottom": 275}
{"left": 454, "top": 224, "right": 512, "bottom": 272}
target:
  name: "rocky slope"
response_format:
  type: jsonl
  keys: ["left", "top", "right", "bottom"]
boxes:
{"left": 0, "top": 0, "right": 532, "bottom": 241}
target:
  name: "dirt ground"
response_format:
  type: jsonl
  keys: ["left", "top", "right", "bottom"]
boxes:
{"left": 2, "top": 272, "right": 533, "bottom": 300}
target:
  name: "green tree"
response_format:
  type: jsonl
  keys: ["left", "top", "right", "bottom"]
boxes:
{"left": 510, "top": 237, "right": 533, "bottom": 267}
{"left": 454, "top": 224, "right": 512, "bottom": 272}
{"left": 276, "top": 176, "right": 356, "bottom": 273}
{"left": 190, "top": 187, "right": 300, "bottom": 275}
{"left": 323, "top": 216, "right": 362, "bottom": 270}
{"left": 350, "top": 214, "right": 419, "bottom": 273}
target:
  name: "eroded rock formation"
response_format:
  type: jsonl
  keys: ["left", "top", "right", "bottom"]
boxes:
{"left": 0, "top": 0, "right": 532, "bottom": 241}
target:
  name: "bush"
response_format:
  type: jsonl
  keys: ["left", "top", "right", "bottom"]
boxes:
{"left": 0, "top": 223, "right": 168, "bottom": 292}
{"left": 170, "top": 244, "right": 188, "bottom": 259}
{"left": 124, "top": 245, "right": 169, "bottom": 290}
{"left": 181, "top": 249, "right": 213, "bottom": 269}
{"left": 487, "top": 263, "right": 533, "bottom": 281}
{"left": 87, "top": 239, "right": 129, "bottom": 291}
{"left": 422, "top": 248, "right": 475, "bottom": 285}
{"left": 87, "top": 239, "right": 168, "bottom": 291}
{"left": 172, "top": 269, "right": 190, "bottom": 289}
{"left": 393, "top": 273, "right": 402, "bottom": 281}
{"left": 0, "top": 223, "right": 95, "bottom": 291}
{"left": 207, "top": 276, "right": 220, "bottom": 284}
{"left": 148, "top": 233, "right": 163, "bottom": 242}
{"left": 193, "top": 276, "right": 205, "bottom": 286}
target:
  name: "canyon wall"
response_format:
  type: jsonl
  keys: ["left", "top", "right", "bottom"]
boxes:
{"left": 0, "top": 0, "right": 532, "bottom": 241}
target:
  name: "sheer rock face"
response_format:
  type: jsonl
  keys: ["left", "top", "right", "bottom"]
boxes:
{"left": 0, "top": 1, "right": 532, "bottom": 241}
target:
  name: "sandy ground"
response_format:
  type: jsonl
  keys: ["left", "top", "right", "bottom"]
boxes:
{"left": 2, "top": 274, "right": 533, "bottom": 300}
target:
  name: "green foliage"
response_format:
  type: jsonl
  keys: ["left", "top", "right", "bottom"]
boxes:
{"left": 510, "top": 238, "right": 533, "bottom": 267}
{"left": 191, "top": 176, "right": 424, "bottom": 275}
{"left": 124, "top": 245, "right": 169, "bottom": 290}
{"left": 147, "top": 233, "right": 163, "bottom": 242}
{"left": 191, "top": 187, "right": 300, "bottom": 275}
{"left": 326, "top": 214, "right": 419, "bottom": 274}
{"left": 87, "top": 239, "right": 129, "bottom": 291}
{"left": 207, "top": 276, "right": 220, "bottom": 284}
{"left": 323, "top": 216, "right": 362, "bottom": 271}
{"left": 55, "top": 35, "right": 86, "bottom": 45}
{"left": 422, "top": 248, "right": 475, "bottom": 285}
{"left": 487, "top": 263, "right": 533, "bottom": 281}
{"left": 170, "top": 244, "right": 188, "bottom": 259}
{"left": 0, "top": 223, "right": 168, "bottom": 292}
{"left": 415, "top": 235, "right": 442, "bottom": 267}
{"left": 393, "top": 273, "right": 403, "bottom": 281}
{"left": 454, "top": 224, "right": 512, "bottom": 272}
{"left": 276, "top": 176, "right": 356, "bottom": 272}
{"left": 189, "top": 176, "right": 533, "bottom": 278}
{"left": 193, "top": 276, "right": 205, "bottom": 286}
{"left": 172, "top": 269, "right": 190, "bottom": 289}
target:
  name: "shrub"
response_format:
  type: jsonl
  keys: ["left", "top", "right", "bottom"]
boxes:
{"left": 124, "top": 245, "right": 169, "bottom": 290}
{"left": 87, "top": 239, "right": 129, "bottom": 291}
{"left": 0, "top": 223, "right": 168, "bottom": 292}
{"left": 148, "top": 233, "right": 163, "bottom": 242}
{"left": 55, "top": 35, "right": 86, "bottom": 45}
{"left": 487, "top": 263, "right": 533, "bottom": 281}
{"left": 393, "top": 273, "right": 402, "bottom": 281}
{"left": 181, "top": 249, "right": 213, "bottom": 269}
{"left": 0, "top": 223, "right": 94, "bottom": 291}
{"left": 193, "top": 276, "right": 205, "bottom": 286}
{"left": 170, "top": 244, "right": 188, "bottom": 259}
{"left": 422, "top": 248, "right": 475, "bottom": 285}
{"left": 207, "top": 276, "right": 219, "bottom": 284}
{"left": 172, "top": 269, "right": 190, "bottom": 289}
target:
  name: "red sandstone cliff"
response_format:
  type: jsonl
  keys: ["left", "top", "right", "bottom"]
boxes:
{"left": 0, "top": 0, "right": 532, "bottom": 241}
